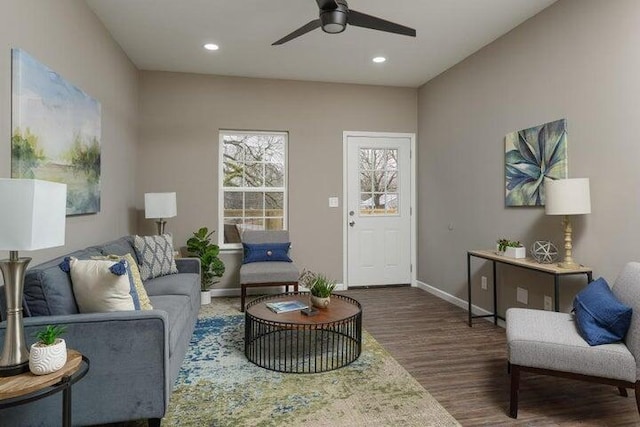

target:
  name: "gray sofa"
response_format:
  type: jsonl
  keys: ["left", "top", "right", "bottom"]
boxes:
{"left": 0, "top": 236, "right": 200, "bottom": 426}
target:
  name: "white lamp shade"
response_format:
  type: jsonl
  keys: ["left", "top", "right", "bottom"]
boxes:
{"left": 145, "top": 192, "right": 177, "bottom": 219}
{"left": 545, "top": 178, "right": 591, "bottom": 215}
{"left": 0, "top": 179, "right": 67, "bottom": 251}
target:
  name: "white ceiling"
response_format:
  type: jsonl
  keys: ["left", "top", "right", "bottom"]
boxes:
{"left": 86, "top": 0, "right": 557, "bottom": 88}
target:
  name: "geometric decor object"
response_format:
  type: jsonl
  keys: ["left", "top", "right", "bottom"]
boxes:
{"left": 505, "top": 118, "right": 568, "bottom": 206}
{"left": 530, "top": 240, "right": 559, "bottom": 264}
{"left": 12, "top": 49, "right": 101, "bottom": 215}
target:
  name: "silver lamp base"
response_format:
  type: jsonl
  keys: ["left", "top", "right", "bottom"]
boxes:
{"left": 0, "top": 252, "right": 31, "bottom": 377}
{"left": 155, "top": 219, "right": 167, "bottom": 235}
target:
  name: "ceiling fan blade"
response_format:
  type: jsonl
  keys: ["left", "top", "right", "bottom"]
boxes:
{"left": 348, "top": 9, "right": 416, "bottom": 37}
{"left": 316, "top": 0, "right": 339, "bottom": 10}
{"left": 272, "top": 19, "right": 322, "bottom": 45}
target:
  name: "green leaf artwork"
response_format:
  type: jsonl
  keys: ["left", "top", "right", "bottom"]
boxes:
{"left": 505, "top": 118, "right": 568, "bottom": 206}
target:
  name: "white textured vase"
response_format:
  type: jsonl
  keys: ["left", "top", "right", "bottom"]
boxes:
{"left": 29, "top": 338, "right": 67, "bottom": 375}
{"left": 311, "top": 295, "right": 330, "bottom": 309}
{"left": 201, "top": 290, "right": 211, "bottom": 305}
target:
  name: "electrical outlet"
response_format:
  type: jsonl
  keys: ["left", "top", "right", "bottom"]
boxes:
{"left": 544, "top": 295, "right": 553, "bottom": 311}
{"left": 481, "top": 276, "right": 488, "bottom": 290}
{"left": 516, "top": 287, "right": 528, "bottom": 305}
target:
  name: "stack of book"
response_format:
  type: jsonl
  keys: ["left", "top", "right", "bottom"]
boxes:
{"left": 266, "top": 300, "right": 308, "bottom": 314}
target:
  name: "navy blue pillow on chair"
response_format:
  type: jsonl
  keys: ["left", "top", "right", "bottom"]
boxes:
{"left": 573, "top": 277, "right": 633, "bottom": 346}
{"left": 242, "top": 242, "right": 292, "bottom": 264}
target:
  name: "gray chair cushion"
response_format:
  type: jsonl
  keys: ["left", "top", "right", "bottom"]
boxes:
{"left": 506, "top": 308, "right": 636, "bottom": 382}
{"left": 241, "top": 230, "right": 289, "bottom": 244}
{"left": 240, "top": 262, "right": 299, "bottom": 284}
{"left": 612, "top": 262, "right": 640, "bottom": 380}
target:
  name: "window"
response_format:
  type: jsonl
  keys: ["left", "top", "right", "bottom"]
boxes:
{"left": 219, "top": 130, "right": 287, "bottom": 247}
{"left": 359, "top": 148, "right": 399, "bottom": 216}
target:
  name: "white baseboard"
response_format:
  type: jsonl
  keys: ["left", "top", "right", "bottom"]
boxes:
{"left": 415, "top": 280, "right": 505, "bottom": 328}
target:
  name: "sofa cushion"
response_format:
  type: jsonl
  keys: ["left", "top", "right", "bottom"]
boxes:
{"left": 95, "top": 254, "right": 153, "bottom": 311}
{"left": 99, "top": 236, "right": 137, "bottom": 261}
{"left": 506, "top": 308, "right": 636, "bottom": 382}
{"left": 145, "top": 273, "right": 200, "bottom": 313}
{"left": 24, "top": 248, "right": 103, "bottom": 316}
{"left": 148, "top": 294, "right": 191, "bottom": 357}
{"left": 133, "top": 234, "right": 178, "bottom": 281}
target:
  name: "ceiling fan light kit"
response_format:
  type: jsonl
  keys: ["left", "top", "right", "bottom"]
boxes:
{"left": 273, "top": 0, "right": 416, "bottom": 45}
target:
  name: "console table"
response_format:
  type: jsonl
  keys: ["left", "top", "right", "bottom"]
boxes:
{"left": 0, "top": 349, "right": 89, "bottom": 427}
{"left": 467, "top": 250, "right": 593, "bottom": 327}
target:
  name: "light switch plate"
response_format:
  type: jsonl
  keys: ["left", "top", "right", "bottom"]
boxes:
{"left": 329, "top": 197, "right": 339, "bottom": 208}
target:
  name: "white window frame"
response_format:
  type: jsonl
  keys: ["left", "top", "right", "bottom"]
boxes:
{"left": 218, "top": 130, "right": 288, "bottom": 250}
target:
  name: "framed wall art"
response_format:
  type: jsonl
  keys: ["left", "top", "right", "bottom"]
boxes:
{"left": 11, "top": 48, "right": 101, "bottom": 215}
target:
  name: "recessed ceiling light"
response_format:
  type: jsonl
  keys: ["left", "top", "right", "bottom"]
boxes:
{"left": 372, "top": 56, "right": 386, "bottom": 63}
{"left": 203, "top": 43, "right": 219, "bottom": 51}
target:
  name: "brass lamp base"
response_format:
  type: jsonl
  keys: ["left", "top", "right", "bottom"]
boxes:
{"left": 0, "top": 252, "right": 31, "bottom": 377}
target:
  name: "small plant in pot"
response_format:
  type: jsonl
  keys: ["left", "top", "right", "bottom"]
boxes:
{"left": 496, "top": 238, "right": 526, "bottom": 258}
{"left": 187, "top": 227, "right": 225, "bottom": 305}
{"left": 300, "top": 270, "right": 336, "bottom": 309}
{"left": 29, "top": 325, "right": 67, "bottom": 375}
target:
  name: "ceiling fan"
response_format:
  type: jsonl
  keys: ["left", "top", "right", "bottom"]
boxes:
{"left": 272, "top": 0, "right": 416, "bottom": 45}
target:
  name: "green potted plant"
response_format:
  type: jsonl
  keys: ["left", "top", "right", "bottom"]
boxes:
{"left": 187, "top": 227, "right": 225, "bottom": 305}
{"left": 29, "top": 325, "right": 67, "bottom": 375}
{"left": 300, "top": 270, "right": 336, "bottom": 309}
{"left": 496, "top": 239, "right": 526, "bottom": 258}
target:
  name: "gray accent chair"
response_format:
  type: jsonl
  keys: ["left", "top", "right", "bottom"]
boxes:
{"left": 239, "top": 230, "right": 299, "bottom": 312}
{"left": 506, "top": 262, "right": 640, "bottom": 418}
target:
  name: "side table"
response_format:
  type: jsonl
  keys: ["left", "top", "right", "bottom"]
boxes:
{"left": 0, "top": 349, "right": 90, "bottom": 427}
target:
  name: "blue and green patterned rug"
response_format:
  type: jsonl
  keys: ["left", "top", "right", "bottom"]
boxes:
{"left": 162, "top": 298, "right": 459, "bottom": 426}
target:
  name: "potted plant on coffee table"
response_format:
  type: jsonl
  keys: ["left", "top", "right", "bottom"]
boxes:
{"left": 300, "top": 270, "right": 336, "bottom": 309}
{"left": 29, "top": 325, "right": 67, "bottom": 375}
{"left": 187, "top": 227, "right": 225, "bottom": 305}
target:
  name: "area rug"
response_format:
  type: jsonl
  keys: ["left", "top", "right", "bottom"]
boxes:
{"left": 163, "top": 298, "right": 460, "bottom": 427}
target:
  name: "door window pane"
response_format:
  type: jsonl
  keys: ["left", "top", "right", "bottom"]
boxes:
{"left": 358, "top": 147, "right": 400, "bottom": 217}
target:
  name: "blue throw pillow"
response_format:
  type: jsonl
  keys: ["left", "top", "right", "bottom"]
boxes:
{"left": 242, "top": 242, "right": 292, "bottom": 264}
{"left": 573, "top": 277, "right": 633, "bottom": 346}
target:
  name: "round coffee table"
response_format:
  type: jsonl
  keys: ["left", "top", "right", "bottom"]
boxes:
{"left": 245, "top": 292, "right": 362, "bottom": 373}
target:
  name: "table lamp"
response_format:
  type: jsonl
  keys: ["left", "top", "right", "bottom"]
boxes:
{"left": 544, "top": 178, "right": 591, "bottom": 269}
{"left": 144, "top": 192, "right": 177, "bottom": 235}
{"left": 0, "top": 179, "right": 66, "bottom": 376}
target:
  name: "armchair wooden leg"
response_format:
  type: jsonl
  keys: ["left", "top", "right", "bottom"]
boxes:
{"left": 635, "top": 381, "right": 640, "bottom": 416}
{"left": 619, "top": 387, "right": 628, "bottom": 397}
{"left": 509, "top": 364, "right": 520, "bottom": 418}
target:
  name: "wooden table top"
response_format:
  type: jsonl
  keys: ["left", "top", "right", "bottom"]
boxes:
{"left": 469, "top": 249, "right": 592, "bottom": 274}
{"left": 246, "top": 293, "right": 361, "bottom": 325}
{"left": 0, "top": 349, "right": 84, "bottom": 401}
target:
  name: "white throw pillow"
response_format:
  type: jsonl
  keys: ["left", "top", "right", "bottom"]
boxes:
{"left": 70, "top": 258, "right": 135, "bottom": 313}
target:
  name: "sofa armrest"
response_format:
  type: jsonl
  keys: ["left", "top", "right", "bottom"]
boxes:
{"left": 0, "top": 310, "right": 170, "bottom": 425}
{"left": 176, "top": 257, "right": 200, "bottom": 274}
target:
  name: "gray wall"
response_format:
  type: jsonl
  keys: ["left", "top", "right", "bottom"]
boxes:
{"left": 138, "top": 71, "right": 417, "bottom": 289}
{"left": 0, "top": 0, "right": 139, "bottom": 265}
{"left": 417, "top": 0, "right": 640, "bottom": 313}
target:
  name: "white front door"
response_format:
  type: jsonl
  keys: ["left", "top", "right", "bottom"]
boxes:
{"left": 345, "top": 132, "right": 414, "bottom": 287}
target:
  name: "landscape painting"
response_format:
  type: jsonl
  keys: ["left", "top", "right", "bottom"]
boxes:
{"left": 11, "top": 49, "right": 101, "bottom": 215}
{"left": 504, "top": 118, "right": 567, "bottom": 207}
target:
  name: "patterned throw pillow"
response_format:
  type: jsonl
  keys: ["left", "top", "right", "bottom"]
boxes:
{"left": 133, "top": 234, "right": 178, "bottom": 281}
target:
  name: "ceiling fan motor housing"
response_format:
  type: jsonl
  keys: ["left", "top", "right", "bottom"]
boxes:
{"left": 320, "top": 1, "right": 348, "bottom": 34}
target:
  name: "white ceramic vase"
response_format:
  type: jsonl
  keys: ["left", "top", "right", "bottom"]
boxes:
{"left": 29, "top": 338, "right": 67, "bottom": 375}
{"left": 201, "top": 290, "right": 211, "bottom": 305}
{"left": 311, "top": 295, "right": 330, "bottom": 309}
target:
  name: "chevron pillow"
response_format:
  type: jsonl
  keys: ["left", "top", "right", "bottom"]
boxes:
{"left": 133, "top": 234, "right": 179, "bottom": 281}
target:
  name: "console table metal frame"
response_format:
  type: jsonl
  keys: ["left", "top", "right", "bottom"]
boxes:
{"left": 467, "top": 250, "right": 593, "bottom": 327}
{"left": 0, "top": 351, "right": 89, "bottom": 427}
{"left": 245, "top": 292, "right": 362, "bottom": 373}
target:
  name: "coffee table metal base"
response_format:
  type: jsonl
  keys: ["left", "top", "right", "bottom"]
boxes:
{"left": 245, "top": 293, "right": 362, "bottom": 373}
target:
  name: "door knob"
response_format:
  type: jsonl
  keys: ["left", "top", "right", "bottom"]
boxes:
{"left": 349, "top": 221, "right": 356, "bottom": 227}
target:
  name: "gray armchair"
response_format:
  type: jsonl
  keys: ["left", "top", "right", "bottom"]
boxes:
{"left": 506, "top": 262, "right": 640, "bottom": 418}
{"left": 239, "top": 230, "right": 299, "bottom": 312}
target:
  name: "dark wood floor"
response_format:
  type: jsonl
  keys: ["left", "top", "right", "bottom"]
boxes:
{"left": 342, "top": 286, "right": 640, "bottom": 427}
